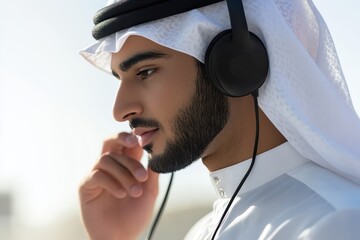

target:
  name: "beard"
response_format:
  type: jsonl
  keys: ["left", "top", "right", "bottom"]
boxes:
{"left": 130, "top": 61, "right": 230, "bottom": 173}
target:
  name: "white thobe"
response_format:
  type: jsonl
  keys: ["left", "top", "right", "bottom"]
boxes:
{"left": 185, "top": 143, "right": 360, "bottom": 240}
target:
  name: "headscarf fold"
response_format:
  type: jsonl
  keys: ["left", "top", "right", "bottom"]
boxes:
{"left": 80, "top": 0, "right": 360, "bottom": 184}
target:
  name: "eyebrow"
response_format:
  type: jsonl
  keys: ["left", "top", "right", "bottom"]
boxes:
{"left": 112, "top": 51, "right": 168, "bottom": 78}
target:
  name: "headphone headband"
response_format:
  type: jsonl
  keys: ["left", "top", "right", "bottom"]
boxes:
{"left": 226, "top": 0, "right": 249, "bottom": 48}
{"left": 92, "top": 0, "right": 223, "bottom": 40}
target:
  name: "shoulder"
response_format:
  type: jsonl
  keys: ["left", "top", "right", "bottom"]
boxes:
{"left": 288, "top": 163, "right": 360, "bottom": 239}
{"left": 299, "top": 209, "right": 360, "bottom": 240}
{"left": 287, "top": 161, "right": 360, "bottom": 210}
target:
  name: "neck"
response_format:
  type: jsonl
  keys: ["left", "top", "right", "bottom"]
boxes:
{"left": 202, "top": 95, "right": 287, "bottom": 172}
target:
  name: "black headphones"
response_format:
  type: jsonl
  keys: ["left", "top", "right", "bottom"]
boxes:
{"left": 92, "top": 0, "right": 269, "bottom": 97}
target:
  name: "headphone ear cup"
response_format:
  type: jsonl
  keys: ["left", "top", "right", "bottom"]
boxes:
{"left": 205, "top": 30, "right": 269, "bottom": 97}
{"left": 205, "top": 30, "right": 232, "bottom": 95}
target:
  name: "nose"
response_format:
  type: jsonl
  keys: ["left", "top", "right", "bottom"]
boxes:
{"left": 113, "top": 80, "right": 143, "bottom": 122}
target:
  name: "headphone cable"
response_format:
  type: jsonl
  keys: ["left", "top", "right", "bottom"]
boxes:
{"left": 146, "top": 172, "right": 174, "bottom": 240}
{"left": 211, "top": 90, "right": 260, "bottom": 240}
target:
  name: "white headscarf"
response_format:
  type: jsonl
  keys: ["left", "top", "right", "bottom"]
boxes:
{"left": 80, "top": 0, "right": 360, "bottom": 184}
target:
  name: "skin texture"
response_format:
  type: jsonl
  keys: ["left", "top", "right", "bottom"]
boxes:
{"left": 79, "top": 36, "right": 286, "bottom": 240}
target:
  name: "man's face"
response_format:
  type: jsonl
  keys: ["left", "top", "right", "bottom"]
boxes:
{"left": 111, "top": 36, "right": 229, "bottom": 173}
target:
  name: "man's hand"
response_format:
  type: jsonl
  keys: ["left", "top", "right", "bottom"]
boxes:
{"left": 79, "top": 132, "right": 159, "bottom": 240}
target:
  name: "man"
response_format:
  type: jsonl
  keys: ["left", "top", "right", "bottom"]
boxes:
{"left": 79, "top": 0, "right": 360, "bottom": 239}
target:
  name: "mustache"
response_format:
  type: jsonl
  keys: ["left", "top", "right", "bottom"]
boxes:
{"left": 129, "top": 118, "right": 160, "bottom": 130}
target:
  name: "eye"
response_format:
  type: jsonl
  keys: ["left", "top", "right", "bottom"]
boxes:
{"left": 136, "top": 68, "right": 157, "bottom": 80}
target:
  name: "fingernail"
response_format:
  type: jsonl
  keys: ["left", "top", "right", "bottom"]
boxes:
{"left": 126, "top": 134, "right": 138, "bottom": 145}
{"left": 130, "top": 184, "right": 143, "bottom": 197}
{"left": 135, "top": 169, "right": 148, "bottom": 182}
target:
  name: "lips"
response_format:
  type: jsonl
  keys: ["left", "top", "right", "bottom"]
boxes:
{"left": 132, "top": 127, "right": 159, "bottom": 147}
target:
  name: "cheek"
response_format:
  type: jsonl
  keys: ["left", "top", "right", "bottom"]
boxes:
{"left": 146, "top": 74, "right": 195, "bottom": 133}
{"left": 151, "top": 82, "right": 188, "bottom": 121}
{"left": 161, "top": 66, "right": 197, "bottom": 107}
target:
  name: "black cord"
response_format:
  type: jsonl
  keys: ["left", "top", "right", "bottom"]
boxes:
{"left": 146, "top": 172, "right": 174, "bottom": 240}
{"left": 211, "top": 91, "right": 260, "bottom": 240}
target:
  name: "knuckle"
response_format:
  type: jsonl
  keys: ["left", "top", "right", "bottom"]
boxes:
{"left": 98, "top": 153, "right": 116, "bottom": 166}
{"left": 100, "top": 155, "right": 113, "bottom": 165}
{"left": 117, "top": 132, "right": 129, "bottom": 139}
{"left": 91, "top": 169, "right": 104, "bottom": 181}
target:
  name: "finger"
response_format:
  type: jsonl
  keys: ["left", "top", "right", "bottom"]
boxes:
{"left": 101, "top": 133, "right": 143, "bottom": 161}
{"left": 81, "top": 169, "right": 127, "bottom": 201}
{"left": 96, "top": 153, "right": 147, "bottom": 197}
{"left": 98, "top": 152, "right": 148, "bottom": 182}
{"left": 101, "top": 132, "right": 137, "bottom": 154}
